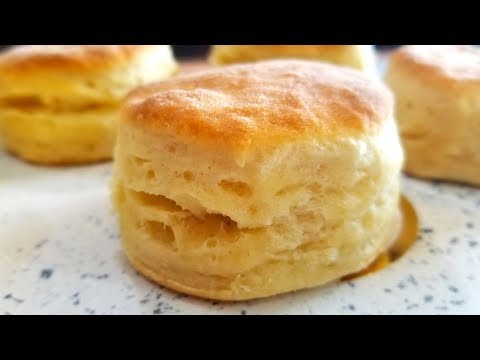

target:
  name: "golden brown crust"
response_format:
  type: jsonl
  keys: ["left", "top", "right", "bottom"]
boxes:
{"left": 122, "top": 213, "right": 400, "bottom": 301}
{"left": 210, "top": 45, "right": 361, "bottom": 61}
{"left": 0, "top": 45, "right": 162, "bottom": 75}
{"left": 390, "top": 45, "right": 480, "bottom": 90}
{"left": 124, "top": 60, "right": 392, "bottom": 154}
{"left": 208, "top": 45, "right": 377, "bottom": 74}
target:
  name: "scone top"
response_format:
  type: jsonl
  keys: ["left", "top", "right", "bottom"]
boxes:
{"left": 0, "top": 45, "right": 177, "bottom": 105}
{"left": 0, "top": 45, "right": 169, "bottom": 74}
{"left": 390, "top": 45, "right": 480, "bottom": 89}
{"left": 209, "top": 45, "right": 374, "bottom": 69}
{"left": 123, "top": 60, "right": 392, "bottom": 159}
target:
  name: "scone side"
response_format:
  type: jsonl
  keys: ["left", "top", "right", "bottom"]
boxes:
{"left": 0, "top": 107, "right": 118, "bottom": 165}
{"left": 112, "top": 114, "right": 404, "bottom": 300}
{"left": 115, "top": 186, "right": 401, "bottom": 301}
{"left": 124, "top": 60, "right": 393, "bottom": 161}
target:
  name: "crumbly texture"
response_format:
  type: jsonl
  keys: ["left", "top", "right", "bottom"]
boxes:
{"left": 386, "top": 45, "right": 480, "bottom": 185}
{"left": 114, "top": 60, "right": 404, "bottom": 300}
{"left": 0, "top": 45, "right": 178, "bottom": 164}
{"left": 208, "top": 45, "right": 377, "bottom": 74}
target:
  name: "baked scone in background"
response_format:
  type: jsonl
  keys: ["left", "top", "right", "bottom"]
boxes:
{"left": 386, "top": 45, "right": 480, "bottom": 185}
{"left": 209, "top": 45, "right": 377, "bottom": 74}
{"left": 113, "top": 60, "right": 404, "bottom": 300}
{"left": 0, "top": 45, "right": 178, "bottom": 165}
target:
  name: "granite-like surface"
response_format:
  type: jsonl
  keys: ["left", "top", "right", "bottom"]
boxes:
{"left": 1, "top": 147, "right": 479, "bottom": 315}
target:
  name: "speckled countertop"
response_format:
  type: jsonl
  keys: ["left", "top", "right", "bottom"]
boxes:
{"left": 1, "top": 57, "right": 479, "bottom": 314}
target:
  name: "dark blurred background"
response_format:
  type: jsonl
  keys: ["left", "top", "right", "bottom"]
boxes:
{"left": 0, "top": 45, "right": 400, "bottom": 59}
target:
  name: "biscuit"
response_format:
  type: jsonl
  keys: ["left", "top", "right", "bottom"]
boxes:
{"left": 209, "top": 45, "right": 376, "bottom": 73}
{"left": 0, "top": 45, "right": 177, "bottom": 164}
{"left": 113, "top": 60, "right": 404, "bottom": 300}
{"left": 385, "top": 45, "right": 480, "bottom": 185}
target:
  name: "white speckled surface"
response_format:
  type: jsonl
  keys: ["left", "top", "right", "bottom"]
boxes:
{"left": 1, "top": 54, "right": 480, "bottom": 315}
{"left": 1, "top": 142, "right": 479, "bottom": 314}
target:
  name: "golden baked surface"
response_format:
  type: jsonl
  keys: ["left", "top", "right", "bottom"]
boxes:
{"left": 390, "top": 45, "right": 480, "bottom": 89}
{"left": 125, "top": 60, "right": 392, "bottom": 155}
{"left": 0, "top": 45, "right": 162, "bottom": 74}
{"left": 386, "top": 45, "right": 480, "bottom": 185}
{"left": 208, "top": 45, "right": 376, "bottom": 73}
{"left": 114, "top": 60, "right": 403, "bottom": 300}
{"left": 0, "top": 45, "right": 178, "bottom": 104}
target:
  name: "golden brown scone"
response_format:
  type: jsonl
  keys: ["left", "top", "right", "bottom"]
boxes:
{"left": 209, "top": 45, "right": 376, "bottom": 74}
{"left": 385, "top": 45, "right": 480, "bottom": 185}
{"left": 113, "top": 60, "right": 404, "bottom": 301}
{"left": 0, "top": 45, "right": 178, "bottom": 165}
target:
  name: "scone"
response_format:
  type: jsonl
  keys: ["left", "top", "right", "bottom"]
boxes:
{"left": 385, "top": 45, "right": 480, "bottom": 185}
{"left": 113, "top": 60, "right": 404, "bottom": 300}
{"left": 0, "top": 45, "right": 177, "bottom": 165}
{"left": 209, "top": 45, "right": 376, "bottom": 74}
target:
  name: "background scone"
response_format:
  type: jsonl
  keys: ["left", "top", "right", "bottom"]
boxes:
{"left": 385, "top": 45, "right": 480, "bottom": 185}
{"left": 113, "top": 60, "right": 404, "bottom": 301}
{"left": 209, "top": 45, "right": 376, "bottom": 74}
{"left": 0, "top": 45, "right": 177, "bottom": 165}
